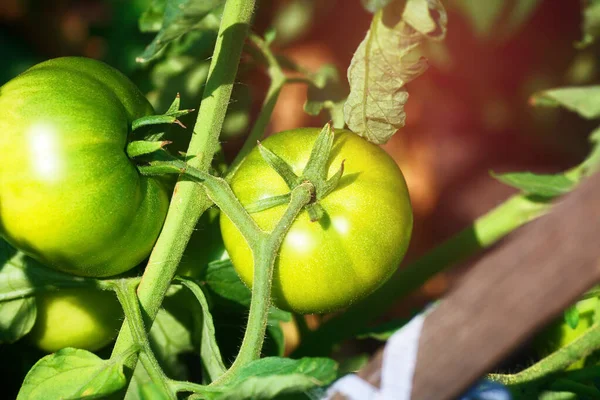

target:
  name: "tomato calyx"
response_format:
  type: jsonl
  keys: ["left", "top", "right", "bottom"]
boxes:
{"left": 247, "top": 123, "right": 345, "bottom": 222}
{"left": 127, "top": 95, "right": 192, "bottom": 162}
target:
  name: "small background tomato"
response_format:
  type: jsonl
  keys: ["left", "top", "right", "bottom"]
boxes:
{"left": 220, "top": 128, "right": 413, "bottom": 314}
{"left": 27, "top": 288, "right": 123, "bottom": 352}
{"left": 0, "top": 57, "right": 169, "bottom": 277}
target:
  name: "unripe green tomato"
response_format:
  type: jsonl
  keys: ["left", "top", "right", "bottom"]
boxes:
{"left": 0, "top": 57, "right": 169, "bottom": 277}
{"left": 534, "top": 297, "right": 599, "bottom": 369}
{"left": 27, "top": 289, "right": 123, "bottom": 353}
{"left": 220, "top": 128, "right": 413, "bottom": 314}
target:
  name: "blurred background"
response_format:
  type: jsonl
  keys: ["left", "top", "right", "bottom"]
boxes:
{"left": 1, "top": 0, "right": 596, "bottom": 365}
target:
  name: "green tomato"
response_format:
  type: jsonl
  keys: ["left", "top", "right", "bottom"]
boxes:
{"left": 27, "top": 288, "right": 123, "bottom": 353}
{"left": 0, "top": 57, "right": 169, "bottom": 277}
{"left": 220, "top": 128, "right": 413, "bottom": 314}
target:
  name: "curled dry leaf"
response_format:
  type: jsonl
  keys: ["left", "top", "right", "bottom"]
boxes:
{"left": 344, "top": 0, "right": 447, "bottom": 144}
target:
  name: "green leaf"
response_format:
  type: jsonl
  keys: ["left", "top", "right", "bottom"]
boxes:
{"left": 504, "top": 0, "right": 542, "bottom": 36}
{"left": 304, "top": 65, "right": 346, "bottom": 129}
{"left": 138, "top": 0, "right": 224, "bottom": 63}
{"left": 148, "top": 302, "right": 194, "bottom": 380}
{"left": 0, "top": 297, "right": 36, "bottom": 343}
{"left": 491, "top": 172, "right": 576, "bottom": 198}
{"left": 344, "top": 0, "right": 447, "bottom": 144}
{"left": 530, "top": 86, "right": 600, "bottom": 119}
{"left": 564, "top": 305, "right": 580, "bottom": 330}
{"left": 139, "top": 0, "right": 166, "bottom": 33}
{"left": 203, "top": 259, "right": 251, "bottom": 307}
{"left": 265, "top": 317, "right": 286, "bottom": 357}
{"left": 17, "top": 348, "right": 127, "bottom": 400}
{"left": 361, "top": 0, "right": 394, "bottom": 13}
{"left": 176, "top": 277, "right": 226, "bottom": 381}
{"left": 138, "top": 382, "right": 171, "bottom": 400}
{"left": 451, "top": 0, "right": 503, "bottom": 37}
{"left": 215, "top": 357, "right": 338, "bottom": 399}
{"left": 451, "top": 0, "right": 541, "bottom": 38}
{"left": 578, "top": 0, "right": 600, "bottom": 48}
{"left": 126, "top": 362, "right": 170, "bottom": 400}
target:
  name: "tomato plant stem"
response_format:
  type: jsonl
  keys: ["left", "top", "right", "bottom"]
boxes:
{"left": 490, "top": 323, "right": 600, "bottom": 392}
{"left": 110, "top": 0, "right": 255, "bottom": 380}
{"left": 113, "top": 280, "right": 174, "bottom": 399}
{"left": 211, "top": 183, "right": 313, "bottom": 386}
{"left": 169, "top": 379, "right": 215, "bottom": 397}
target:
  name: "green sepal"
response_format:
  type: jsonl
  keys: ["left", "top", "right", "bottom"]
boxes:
{"left": 166, "top": 94, "right": 183, "bottom": 115}
{"left": 138, "top": 162, "right": 186, "bottom": 177}
{"left": 131, "top": 94, "right": 194, "bottom": 132}
{"left": 258, "top": 142, "right": 299, "bottom": 189}
{"left": 252, "top": 123, "right": 345, "bottom": 220}
{"left": 132, "top": 114, "right": 186, "bottom": 132}
{"left": 318, "top": 160, "right": 345, "bottom": 200}
{"left": 303, "top": 123, "right": 334, "bottom": 183}
{"left": 245, "top": 193, "right": 292, "bottom": 214}
{"left": 127, "top": 140, "right": 172, "bottom": 158}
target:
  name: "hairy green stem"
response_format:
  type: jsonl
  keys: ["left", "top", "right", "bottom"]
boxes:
{"left": 113, "top": 280, "right": 174, "bottom": 399}
{"left": 176, "top": 163, "right": 262, "bottom": 247}
{"left": 111, "top": 0, "right": 255, "bottom": 377}
{"left": 490, "top": 323, "right": 600, "bottom": 387}
{"left": 140, "top": 160, "right": 262, "bottom": 248}
{"left": 226, "top": 33, "right": 286, "bottom": 179}
{"left": 211, "top": 182, "right": 313, "bottom": 385}
{"left": 170, "top": 379, "right": 215, "bottom": 396}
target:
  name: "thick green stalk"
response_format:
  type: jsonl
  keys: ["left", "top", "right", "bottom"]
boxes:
{"left": 111, "top": 0, "right": 255, "bottom": 372}
{"left": 211, "top": 182, "right": 314, "bottom": 385}
{"left": 113, "top": 280, "right": 174, "bottom": 399}
{"left": 293, "top": 193, "right": 551, "bottom": 357}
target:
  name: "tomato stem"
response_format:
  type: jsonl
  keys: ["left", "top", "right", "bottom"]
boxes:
{"left": 489, "top": 323, "right": 600, "bottom": 398}
{"left": 113, "top": 280, "right": 174, "bottom": 398}
{"left": 210, "top": 182, "right": 314, "bottom": 386}
{"left": 110, "top": 0, "right": 255, "bottom": 386}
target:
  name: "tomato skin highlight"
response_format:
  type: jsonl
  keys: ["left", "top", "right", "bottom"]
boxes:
{"left": 27, "top": 288, "right": 123, "bottom": 353}
{"left": 220, "top": 128, "right": 413, "bottom": 314}
{"left": 0, "top": 57, "right": 169, "bottom": 277}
